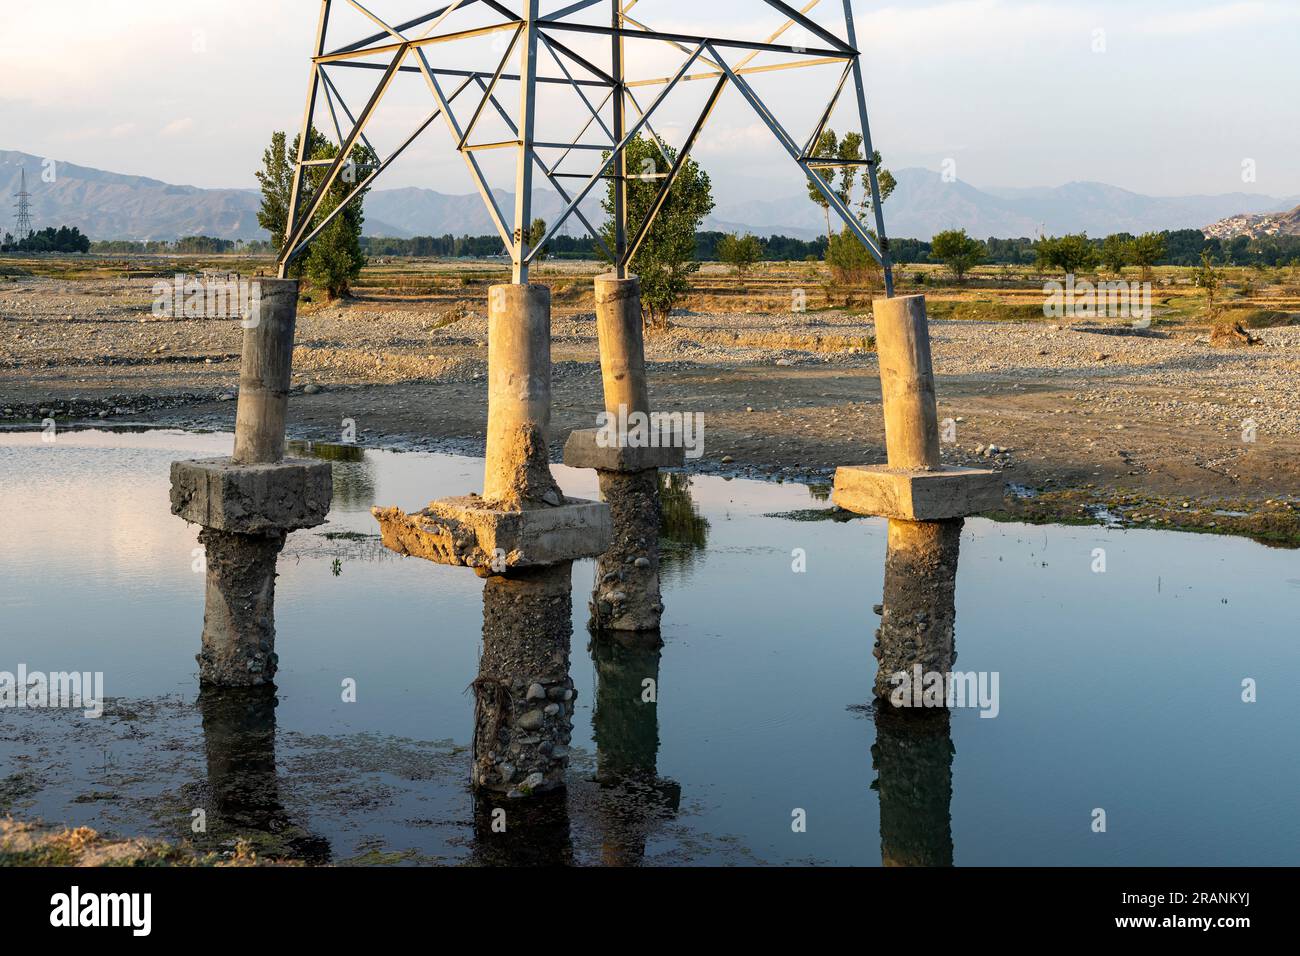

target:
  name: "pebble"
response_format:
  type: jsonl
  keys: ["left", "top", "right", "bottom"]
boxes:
{"left": 516, "top": 710, "right": 544, "bottom": 731}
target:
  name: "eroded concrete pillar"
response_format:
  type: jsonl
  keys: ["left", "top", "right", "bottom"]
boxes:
{"left": 594, "top": 274, "right": 651, "bottom": 416}
{"left": 484, "top": 283, "right": 563, "bottom": 509}
{"left": 473, "top": 562, "right": 576, "bottom": 796}
{"left": 373, "top": 284, "right": 610, "bottom": 800}
{"left": 172, "top": 278, "right": 331, "bottom": 687}
{"left": 833, "top": 294, "right": 1000, "bottom": 521}
{"left": 876, "top": 294, "right": 941, "bottom": 471}
{"left": 233, "top": 278, "right": 298, "bottom": 465}
{"left": 831, "top": 294, "right": 997, "bottom": 711}
{"left": 197, "top": 528, "right": 287, "bottom": 684}
{"left": 564, "top": 275, "right": 681, "bottom": 632}
{"left": 874, "top": 517, "right": 963, "bottom": 702}
{"left": 871, "top": 702, "right": 954, "bottom": 867}
{"left": 592, "top": 469, "right": 664, "bottom": 631}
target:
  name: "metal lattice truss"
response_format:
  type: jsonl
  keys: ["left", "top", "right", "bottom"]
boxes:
{"left": 278, "top": 0, "right": 894, "bottom": 293}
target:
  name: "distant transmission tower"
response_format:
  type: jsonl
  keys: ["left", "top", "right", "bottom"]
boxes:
{"left": 13, "top": 167, "right": 34, "bottom": 239}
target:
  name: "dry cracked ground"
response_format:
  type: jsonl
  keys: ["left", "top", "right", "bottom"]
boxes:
{"left": 2, "top": 271, "right": 1298, "bottom": 545}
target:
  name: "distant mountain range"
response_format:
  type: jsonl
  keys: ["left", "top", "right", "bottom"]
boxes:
{"left": 4, "top": 148, "right": 1298, "bottom": 243}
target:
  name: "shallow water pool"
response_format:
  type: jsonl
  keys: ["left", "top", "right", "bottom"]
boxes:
{"left": 1, "top": 429, "right": 1296, "bottom": 865}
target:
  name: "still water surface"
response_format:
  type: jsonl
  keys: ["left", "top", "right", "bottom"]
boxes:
{"left": 1, "top": 429, "right": 1295, "bottom": 865}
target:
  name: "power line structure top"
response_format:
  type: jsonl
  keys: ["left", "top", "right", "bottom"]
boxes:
{"left": 278, "top": 0, "right": 894, "bottom": 294}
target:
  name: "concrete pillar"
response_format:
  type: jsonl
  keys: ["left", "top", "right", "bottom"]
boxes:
{"left": 874, "top": 518, "right": 962, "bottom": 702}
{"left": 591, "top": 469, "right": 664, "bottom": 631}
{"left": 874, "top": 294, "right": 941, "bottom": 470}
{"left": 374, "top": 283, "right": 612, "bottom": 802}
{"left": 233, "top": 278, "right": 298, "bottom": 465}
{"left": 594, "top": 275, "right": 650, "bottom": 417}
{"left": 197, "top": 528, "right": 286, "bottom": 686}
{"left": 871, "top": 703, "right": 954, "bottom": 867}
{"left": 585, "top": 274, "right": 670, "bottom": 632}
{"left": 484, "top": 283, "right": 563, "bottom": 508}
{"left": 473, "top": 561, "right": 576, "bottom": 796}
{"left": 172, "top": 276, "right": 332, "bottom": 688}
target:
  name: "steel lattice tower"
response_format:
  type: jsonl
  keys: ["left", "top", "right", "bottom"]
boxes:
{"left": 277, "top": 0, "right": 896, "bottom": 294}
{"left": 13, "top": 167, "right": 33, "bottom": 240}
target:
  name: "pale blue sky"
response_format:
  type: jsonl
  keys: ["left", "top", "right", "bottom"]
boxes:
{"left": 3, "top": 0, "right": 1297, "bottom": 202}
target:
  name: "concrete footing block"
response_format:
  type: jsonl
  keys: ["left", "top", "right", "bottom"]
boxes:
{"left": 372, "top": 495, "right": 611, "bottom": 573}
{"left": 832, "top": 464, "right": 1003, "bottom": 521}
{"left": 562, "top": 427, "right": 685, "bottom": 472}
{"left": 171, "top": 457, "right": 332, "bottom": 533}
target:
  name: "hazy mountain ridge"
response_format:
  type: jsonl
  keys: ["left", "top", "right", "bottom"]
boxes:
{"left": 4, "top": 149, "right": 1297, "bottom": 243}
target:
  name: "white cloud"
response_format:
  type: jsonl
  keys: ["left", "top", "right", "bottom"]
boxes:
{"left": 160, "top": 117, "right": 196, "bottom": 137}
{"left": 1132, "top": 1, "right": 1300, "bottom": 35}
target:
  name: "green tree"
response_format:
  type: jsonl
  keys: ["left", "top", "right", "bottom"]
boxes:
{"left": 1035, "top": 233, "right": 1099, "bottom": 277}
{"left": 806, "top": 130, "right": 838, "bottom": 245}
{"left": 808, "top": 130, "right": 896, "bottom": 292}
{"left": 1195, "top": 249, "right": 1225, "bottom": 311}
{"left": 835, "top": 132, "right": 863, "bottom": 207}
{"left": 807, "top": 129, "right": 896, "bottom": 238}
{"left": 1126, "top": 232, "right": 1165, "bottom": 282}
{"left": 860, "top": 150, "right": 896, "bottom": 218}
{"left": 1100, "top": 234, "right": 1131, "bottom": 275}
{"left": 930, "top": 228, "right": 985, "bottom": 282}
{"left": 826, "top": 226, "right": 880, "bottom": 289}
{"left": 256, "top": 127, "right": 376, "bottom": 298}
{"left": 716, "top": 232, "right": 762, "bottom": 277}
{"left": 602, "top": 135, "right": 714, "bottom": 329}
{"left": 528, "top": 218, "right": 549, "bottom": 262}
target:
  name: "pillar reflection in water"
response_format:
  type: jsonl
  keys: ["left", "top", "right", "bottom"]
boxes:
{"left": 196, "top": 686, "right": 330, "bottom": 863}
{"left": 471, "top": 790, "right": 573, "bottom": 866}
{"left": 871, "top": 703, "right": 954, "bottom": 867}
{"left": 868, "top": 515, "right": 963, "bottom": 866}
{"left": 591, "top": 631, "right": 681, "bottom": 866}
